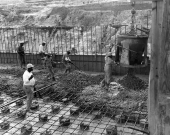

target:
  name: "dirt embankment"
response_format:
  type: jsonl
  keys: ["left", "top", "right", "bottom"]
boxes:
{"left": 0, "top": 2, "right": 151, "bottom": 27}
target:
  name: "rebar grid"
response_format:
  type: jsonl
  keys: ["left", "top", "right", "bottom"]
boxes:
{"left": 0, "top": 86, "right": 148, "bottom": 135}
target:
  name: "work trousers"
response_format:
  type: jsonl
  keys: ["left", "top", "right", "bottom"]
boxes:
{"left": 39, "top": 52, "right": 46, "bottom": 68}
{"left": 101, "top": 64, "right": 112, "bottom": 89}
{"left": 47, "top": 66, "right": 54, "bottom": 78}
{"left": 23, "top": 85, "right": 34, "bottom": 111}
{"left": 18, "top": 54, "right": 26, "bottom": 68}
{"left": 64, "top": 62, "right": 71, "bottom": 73}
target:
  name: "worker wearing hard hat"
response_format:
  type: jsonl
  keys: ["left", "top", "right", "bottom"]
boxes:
{"left": 17, "top": 41, "right": 26, "bottom": 69}
{"left": 38, "top": 42, "right": 47, "bottom": 69}
{"left": 62, "top": 51, "right": 72, "bottom": 74}
{"left": 44, "top": 54, "right": 55, "bottom": 81}
{"left": 100, "top": 52, "right": 115, "bottom": 90}
{"left": 23, "top": 63, "right": 35, "bottom": 113}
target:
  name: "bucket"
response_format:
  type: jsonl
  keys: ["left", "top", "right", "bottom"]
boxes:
{"left": 115, "top": 34, "right": 148, "bottom": 66}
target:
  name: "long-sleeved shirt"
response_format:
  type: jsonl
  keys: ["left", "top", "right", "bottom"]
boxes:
{"left": 17, "top": 46, "right": 25, "bottom": 55}
{"left": 62, "top": 53, "right": 71, "bottom": 63}
{"left": 23, "top": 70, "right": 35, "bottom": 86}
{"left": 38, "top": 45, "right": 44, "bottom": 53}
{"left": 105, "top": 54, "right": 114, "bottom": 65}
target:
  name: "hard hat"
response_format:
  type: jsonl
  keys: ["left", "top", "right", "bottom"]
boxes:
{"left": 27, "top": 63, "right": 34, "bottom": 69}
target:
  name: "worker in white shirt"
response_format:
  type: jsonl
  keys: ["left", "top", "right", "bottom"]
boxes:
{"left": 62, "top": 51, "right": 72, "bottom": 74}
{"left": 38, "top": 42, "right": 46, "bottom": 69}
{"left": 23, "top": 63, "right": 35, "bottom": 113}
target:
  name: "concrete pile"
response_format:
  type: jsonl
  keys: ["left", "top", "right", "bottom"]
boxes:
{"left": 117, "top": 74, "right": 148, "bottom": 90}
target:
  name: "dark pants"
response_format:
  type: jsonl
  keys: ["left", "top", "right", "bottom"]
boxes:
{"left": 101, "top": 64, "right": 112, "bottom": 90}
{"left": 18, "top": 54, "right": 25, "bottom": 68}
{"left": 64, "top": 62, "right": 71, "bottom": 73}
{"left": 47, "top": 66, "right": 55, "bottom": 78}
{"left": 39, "top": 52, "right": 45, "bottom": 58}
{"left": 39, "top": 53, "right": 46, "bottom": 68}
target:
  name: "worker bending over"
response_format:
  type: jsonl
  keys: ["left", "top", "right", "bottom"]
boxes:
{"left": 62, "top": 51, "right": 72, "bottom": 74}
{"left": 100, "top": 52, "right": 114, "bottom": 90}
{"left": 44, "top": 54, "right": 55, "bottom": 81}
{"left": 23, "top": 64, "right": 35, "bottom": 113}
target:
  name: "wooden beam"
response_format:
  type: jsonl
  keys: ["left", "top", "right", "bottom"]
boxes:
{"left": 148, "top": 0, "right": 163, "bottom": 134}
{"left": 149, "top": 0, "right": 170, "bottom": 134}
{"left": 157, "top": 0, "right": 170, "bottom": 134}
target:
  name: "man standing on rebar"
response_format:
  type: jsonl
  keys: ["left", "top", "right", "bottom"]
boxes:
{"left": 100, "top": 52, "right": 114, "bottom": 90}
{"left": 38, "top": 42, "right": 46, "bottom": 69}
{"left": 17, "top": 41, "right": 26, "bottom": 69}
{"left": 23, "top": 63, "right": 35, "bottom": 113}
{"left": 44, "top": 54, "right": 55, "bottom": 81}
{"left": 62, "top": 51, "right": 72, "bottom": 74}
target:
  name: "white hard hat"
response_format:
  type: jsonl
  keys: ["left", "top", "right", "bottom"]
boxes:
{"left": 27, "top": 63, "right": 34, "bottom": 69}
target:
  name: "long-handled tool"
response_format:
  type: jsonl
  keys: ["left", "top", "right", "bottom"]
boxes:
{"left": 126, "top": 126, "right": 149, "bottom": 135}
{"left": 69, "top": 61, "right": 81, "bottom": 71}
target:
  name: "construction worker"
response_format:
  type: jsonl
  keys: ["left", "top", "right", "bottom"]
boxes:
{"left": 38, "top": 42, "right": 46, "bottom": 69}
{"left": 23, "top": 63, "right": 35, "bottom": 113}
{"left": 44, "top": 54, "right": 55, "bottom": 81}
{"left": 62, "top": 51, "right": 72, "bottom": 74}
{"left": 100, "top": 52, "right": 114, "bottom": 90}
{"left": 17, "top": 41, "right": 26, "bottom": 69}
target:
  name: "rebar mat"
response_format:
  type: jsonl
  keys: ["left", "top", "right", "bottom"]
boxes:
{"left": 0, "top": 91, "right": 148, "bottom": 135}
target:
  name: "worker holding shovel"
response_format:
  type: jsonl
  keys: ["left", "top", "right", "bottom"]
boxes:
{"left": 44, "top": 54, "right": 56, "bottom": 81}
{"left": 62, "top": 51, "right": 72, "bottom": 74}
{"left": 100, "top": 52, "right": 115, "bottom": 91}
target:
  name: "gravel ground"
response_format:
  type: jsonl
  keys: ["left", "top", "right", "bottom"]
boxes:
{"left": 0, "top": 64, "right": 149, "bottom": 117}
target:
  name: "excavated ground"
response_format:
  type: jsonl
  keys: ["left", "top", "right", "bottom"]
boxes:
{"left": 0, "top": 64, "right": 149, "bottom": 135}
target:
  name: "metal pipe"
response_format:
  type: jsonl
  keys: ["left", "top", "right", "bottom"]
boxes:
{"left": 126, "top": 126, "right": 149, "bottom": 135}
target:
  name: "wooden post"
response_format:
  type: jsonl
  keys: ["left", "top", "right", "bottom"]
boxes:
{"left": 157, "top": 0, "right": 170, "bottom": 134}
{"left": 148, "top": 0, "right": 163, "bottom": 134}
{"left": 149, "top": 0, "right": 170, "bottom": 134}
